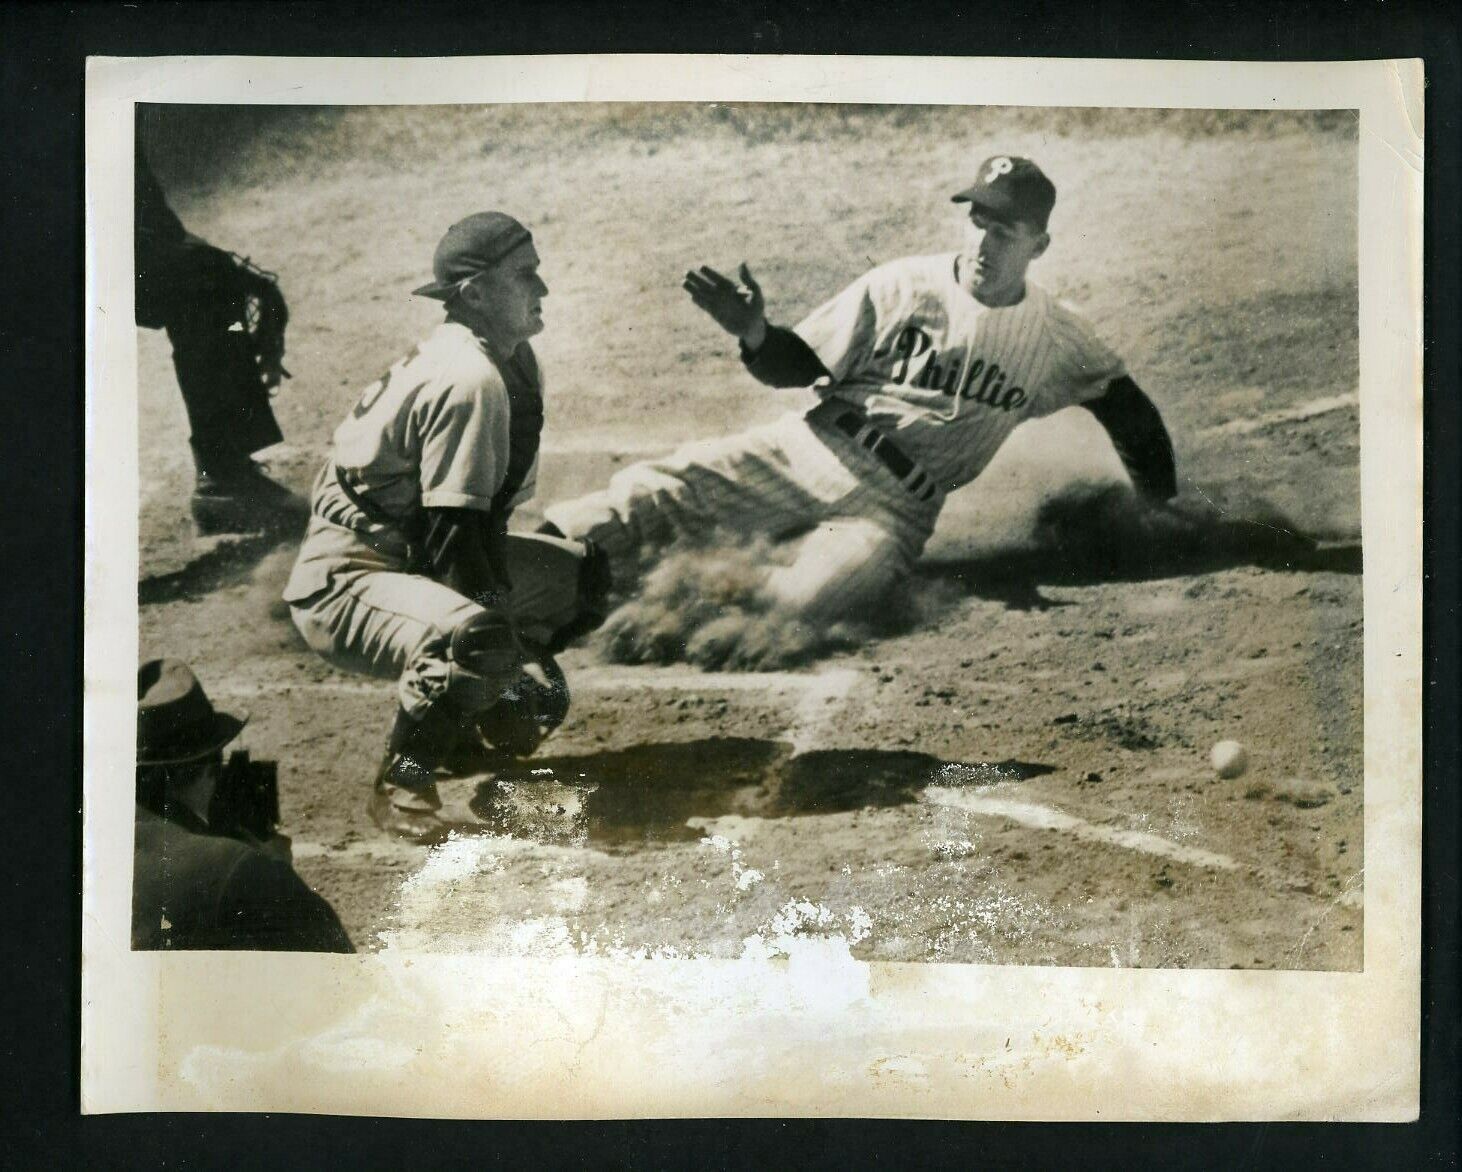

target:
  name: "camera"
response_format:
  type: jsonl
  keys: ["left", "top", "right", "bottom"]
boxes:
{"left": 208, "top": 750, "right": 281, "bottom": 843}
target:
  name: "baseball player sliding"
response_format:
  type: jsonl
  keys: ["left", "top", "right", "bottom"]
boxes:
{"left": 542, "top": 156, "right": 1176, "bottom": 622}
{"left": 284, "top": 213, "right": 607, "bottom": 843}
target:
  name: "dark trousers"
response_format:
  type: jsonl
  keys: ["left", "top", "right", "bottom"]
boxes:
{"left": 136, "top": 239, "right": 283, "bottom": 476}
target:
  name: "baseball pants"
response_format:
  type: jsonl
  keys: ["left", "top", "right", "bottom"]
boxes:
{"left": 289, "top": 533, "right": 584, "bottom": 719}
{"left": 135, "top": 240, "right": 284, "bottom": 475}
{"left": 543, "top": 416, "right": 939, "bottom": 624}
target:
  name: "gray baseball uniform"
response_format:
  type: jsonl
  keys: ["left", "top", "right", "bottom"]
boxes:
{"left": 285, "top": 321, "right": 579, "bottom": 717}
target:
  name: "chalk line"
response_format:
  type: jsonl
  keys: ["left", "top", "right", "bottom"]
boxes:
{"left": 539, "top": 436, "right": 674, "bottom": 456}
{"left": 216, "top": 665, "right": 859, "bottom": 702}
{"left": 922, "top": 788, "right": 1244, "bottom": 872}
{"left": 1202, "top": 391, "right": 1358, "bottom": 438}
{"left": 216, "top": 665, "right": 863, "bottom": 761}
{"left": 291, "top": 838, "right": 424, "bottom": 864}
{"left": 209, "top": 679, "right": 393, "bottom": 699}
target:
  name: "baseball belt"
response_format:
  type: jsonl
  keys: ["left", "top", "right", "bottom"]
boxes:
{"left": 811, "top": 404, "right": 940, "bottom": 503}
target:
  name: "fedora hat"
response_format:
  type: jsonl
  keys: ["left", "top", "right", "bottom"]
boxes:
{"left": 137, "top": 659, "right": 247, "bottom": 765}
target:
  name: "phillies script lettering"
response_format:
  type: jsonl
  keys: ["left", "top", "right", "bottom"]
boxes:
{"left": 873, "top": 326, "right": 1027, "bottom": 410}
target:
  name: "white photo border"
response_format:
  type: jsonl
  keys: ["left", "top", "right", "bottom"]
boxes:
{"left": 83, "top": 55, "right": 1423, "bottom": 1120}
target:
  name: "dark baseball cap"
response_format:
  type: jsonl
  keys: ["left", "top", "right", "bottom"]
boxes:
{"left": 951, "top": 156, "right": 1057, "bottom": 231}
{"left": 413, "top": 211, "right": 533, "bottom": 299}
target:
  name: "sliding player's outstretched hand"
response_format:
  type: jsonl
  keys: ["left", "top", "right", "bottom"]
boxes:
{"left": 683, "top": 262, "right": 765, "bottom": 343}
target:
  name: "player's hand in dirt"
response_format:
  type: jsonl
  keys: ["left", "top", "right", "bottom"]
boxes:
{"left": 683, "top": 263, "right": 767, "bottom": 349}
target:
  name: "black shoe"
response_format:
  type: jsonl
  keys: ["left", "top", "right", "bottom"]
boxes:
{"left": 365, "top": 703, "right": 469, "bottom": 842}
{"left": 190, "top": 465, "right": 307, "bottom": 537}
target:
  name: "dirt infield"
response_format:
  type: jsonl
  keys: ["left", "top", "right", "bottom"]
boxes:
{"left": 136, "top": 105, "right": 1361, "bottom": 967}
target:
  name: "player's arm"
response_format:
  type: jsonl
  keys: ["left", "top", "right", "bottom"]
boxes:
{"left": 419, "top": 508, "right": 503, "bottom": 603}
{"left": 1081, "top": 376, "right": 1178, "bottom": 501}
{"left": 414, "top": 379, "right": 520, "bottom": 608}
{"left": 741, "top": 326, "right": 831, "bottom": 387}
{"left": 683, "top": 264, "right": 831, "bottom": 388}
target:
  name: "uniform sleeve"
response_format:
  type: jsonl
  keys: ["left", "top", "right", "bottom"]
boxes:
{"left": 1049, "top": 302, "right": 1129, "bottom": 408}
{"left": 412, "top": 367, "right": 510, "bottom": 512}
{"left": 1082, "top": 376, "right": 1178, "bottom": 501}
{"left": 792, "top": 271, "right": 882, "bottom": 382}
{"left": 740, "top": 326, "right": 831, "bottom": 387}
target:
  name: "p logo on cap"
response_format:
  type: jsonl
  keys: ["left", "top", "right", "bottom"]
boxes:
{"left": 952, "top": 156, "right": 1057, "bottom": 231}
{"left": 985, "top": 156, "right": 1015, "bottom": 183}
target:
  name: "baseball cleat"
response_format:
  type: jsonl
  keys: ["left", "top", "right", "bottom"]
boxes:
{"left": 367, "top": 779, "right": 452, "bottom": 845}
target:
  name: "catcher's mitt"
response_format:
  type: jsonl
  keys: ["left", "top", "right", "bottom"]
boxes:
{"left": 473, "top": 654, "right": 571, "bottom": 759}
{"left": 229, "top": 252, "right": 291, "bottom": 393}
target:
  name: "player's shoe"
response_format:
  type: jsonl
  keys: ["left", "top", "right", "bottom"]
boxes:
{"left": 367, "top": 774, "right": 453, "bottom": 845}
{"left": 190, "top": 464, "right": 308, "bottom": 537}
{"left": 366, "top": 703, "right": 466, "bottom": 843}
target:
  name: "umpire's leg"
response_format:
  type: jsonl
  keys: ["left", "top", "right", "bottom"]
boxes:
{"left": 158, "top": 244, "right": 284, "bottom": 475}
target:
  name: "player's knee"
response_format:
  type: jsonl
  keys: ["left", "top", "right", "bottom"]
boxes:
{"left": 541, "top": 538, "right": 612, "bottom": 652}
{"left": 443, "top": 609, "right": 521, "bottom": 712}
{"left": 767, "top": 529, "right": 907, "bottom": 623}
{"left": 510, "top": 535, "right": 614, "bottom": 653}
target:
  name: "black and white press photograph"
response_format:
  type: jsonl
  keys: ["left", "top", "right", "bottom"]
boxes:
{"left": 83, "top": 55, "right": 1423, "bottom": 1120}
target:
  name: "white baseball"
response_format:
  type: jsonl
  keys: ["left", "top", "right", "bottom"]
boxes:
{"left": 1210, "top": 740, "right": 1249, "bottom": 779}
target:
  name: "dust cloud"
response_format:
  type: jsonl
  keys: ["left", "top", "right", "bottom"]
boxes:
{"left": 590, "top": 475, "right": 1355, "bottom": 672}
{"left": 594, "top": 531, "right": 958, "bottom": 671}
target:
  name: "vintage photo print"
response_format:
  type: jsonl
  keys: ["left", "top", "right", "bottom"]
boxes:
{"left": 84, "top": 56, "right": 1423, "bottom": 1119}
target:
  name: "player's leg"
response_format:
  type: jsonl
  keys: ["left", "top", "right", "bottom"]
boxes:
{"left": 763, "top": 516, "right": 919, "bottom": 625}
{"left": 435, "top": 532, "right": 611, "bottom": 766}
{"left": 541, "top": 425, "right": 824, "bottom": 582}
{"left": 290, "top": 571, "right": 521, "bottom": 842}
{"left": 159, "top": 244, "right": 296, "bottom": 534}
{"left": 499, "top": 532, "right": 612, "bottom": 652}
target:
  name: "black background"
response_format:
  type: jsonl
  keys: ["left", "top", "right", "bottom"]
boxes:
{"left": 2, "top": 1, "right": 1456, "bottom": 1165}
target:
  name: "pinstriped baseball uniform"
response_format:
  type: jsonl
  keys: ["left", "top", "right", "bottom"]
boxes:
{"left": 545, "top": 254, "right": 1127, "bottom": 622}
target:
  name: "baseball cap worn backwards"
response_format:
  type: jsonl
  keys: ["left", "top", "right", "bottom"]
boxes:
{"left": 952, "top": 156, "right": 1057, "bottom": 231}
{"left": 413, "top": 211, "right": 533, "bottom": 300}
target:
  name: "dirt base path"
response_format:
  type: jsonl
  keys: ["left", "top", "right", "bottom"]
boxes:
{"left": 137, "top": 105, "right": 1361, "bottom": 967}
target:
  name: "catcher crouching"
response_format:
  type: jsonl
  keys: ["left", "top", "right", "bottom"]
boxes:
{"left": 283, "top": 213, "right": 608, "bottom": 843}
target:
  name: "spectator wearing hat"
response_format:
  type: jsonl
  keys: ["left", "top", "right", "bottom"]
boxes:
{"left": 133, "top": 659, "right": 353, "bottom": 953}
